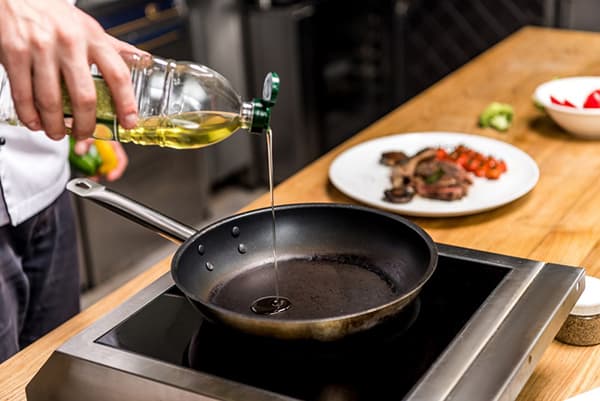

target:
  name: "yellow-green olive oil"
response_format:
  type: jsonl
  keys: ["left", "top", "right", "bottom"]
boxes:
{"left": 115, "top": 111, "right": 243, "bottom": 149}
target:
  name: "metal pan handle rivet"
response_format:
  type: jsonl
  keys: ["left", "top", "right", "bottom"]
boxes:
{"left": 75, "top": 181, "right": 92, "bottom": 190}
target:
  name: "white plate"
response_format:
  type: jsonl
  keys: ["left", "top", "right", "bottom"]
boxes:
{"left": 328, "top": 132, "right": 539, "bottom": 217}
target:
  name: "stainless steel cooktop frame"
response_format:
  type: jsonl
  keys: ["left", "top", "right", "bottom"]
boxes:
{"left": 26, "top": 244, "right": 585, "bottom": 401}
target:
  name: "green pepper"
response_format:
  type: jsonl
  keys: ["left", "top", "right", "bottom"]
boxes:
{"left": 479, "top": 102, "right": 514, "bottom": 132}
{"left": 68, "top": 137, "right": 102, "bottom": 176}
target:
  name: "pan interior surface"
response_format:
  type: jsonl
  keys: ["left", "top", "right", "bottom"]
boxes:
{"left": 210, "top": 256, "right": 401, "bottom": 320}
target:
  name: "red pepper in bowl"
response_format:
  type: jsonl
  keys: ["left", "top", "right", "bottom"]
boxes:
{"left": 550, "top": 95, "right": 576, "bottom": 107}
{"left": 584, "top": 90, "right": 600, "bottom": 108}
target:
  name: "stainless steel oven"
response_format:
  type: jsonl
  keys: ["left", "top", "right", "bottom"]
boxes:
{"left": 243, "top": 0, "right": 401, "bottom": 184}
{"left": 80, "top": 0, "right": 191, "bottom": 55}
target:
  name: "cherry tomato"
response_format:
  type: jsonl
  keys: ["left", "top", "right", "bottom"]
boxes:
{"left": 474, "top": 167, "right": 487, "bottom": 177}
{"left": 467, "top": 158, "right": 482, "bottom": 171}
{"left": 485, "top": 167, "right": 502, "bottom": 180}
{"left": 455, "top": 154, "right": 469, "bottom": 167}
{"left": 435, "top": 148, "right": 448, "bottom": 160}
{"left": 498, "top": 160, "right": 507, "bottom": 172}
{"left": 435, "top": 145, "right": 506, "bottom": 179}
{"left": 584, "top": 89, "right": 600, "bottom": 108}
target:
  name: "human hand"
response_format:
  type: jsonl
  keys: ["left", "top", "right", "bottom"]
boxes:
{"left": 74, "top": 138, "right": 129, "bottom": 181}
{"left": 0, "top": 0, "right": 141, "bottom": 140}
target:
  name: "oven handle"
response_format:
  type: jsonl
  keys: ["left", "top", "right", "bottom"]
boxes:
{"left": 107, "top": 4, "right": 185, "bottom": 38}
{"left": 137, "top": 30, "right": 182, "bottom": 52}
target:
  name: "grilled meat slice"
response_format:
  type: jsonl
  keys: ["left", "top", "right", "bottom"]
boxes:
{"left": 415, "top": 159, "right": 473, "bottom": 186}
{"left": 413, "top": 160, "right": 472, "bottom": 201}
{"left": 383, "top": 148, "right": 473, "bottom": 203}
{"left": 414, "top": 178, "right": 469, "bottom": 201}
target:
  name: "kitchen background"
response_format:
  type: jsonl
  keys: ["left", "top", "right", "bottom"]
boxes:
{"left": 74, "top": 0, "right": 600, "bottom": 305}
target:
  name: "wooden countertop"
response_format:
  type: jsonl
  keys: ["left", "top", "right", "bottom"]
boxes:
{"left": 3, "top": 26, "right": 600, "bottom": 400}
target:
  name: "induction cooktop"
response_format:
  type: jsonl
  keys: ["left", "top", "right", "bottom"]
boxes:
{"left": 26, "top": 243, "right": 584, "bottom": 401}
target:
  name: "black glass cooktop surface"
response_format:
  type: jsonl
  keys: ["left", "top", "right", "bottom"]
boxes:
{"left": 96, "top": 254, "right": 509, "bottom": 401}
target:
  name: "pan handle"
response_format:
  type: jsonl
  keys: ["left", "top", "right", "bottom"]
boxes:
{"left": 67, "top": 178, "right": 196, "bottom": 244}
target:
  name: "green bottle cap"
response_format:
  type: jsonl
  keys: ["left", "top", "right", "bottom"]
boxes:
{"left": 250, "top": 72, "right": 279, "bottom": 133}
{"left": 262, "top": 72, "right": 280, "bottom": 106}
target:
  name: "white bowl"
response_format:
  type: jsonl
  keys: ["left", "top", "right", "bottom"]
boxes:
{"left": 533, "top": 76, "right": 600, "bottom": 139}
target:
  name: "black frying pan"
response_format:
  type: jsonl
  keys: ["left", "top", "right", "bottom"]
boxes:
{"left": 67, "top": 178, "right": 438, "bottom": 341}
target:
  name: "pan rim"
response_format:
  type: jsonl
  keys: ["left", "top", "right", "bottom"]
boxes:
{"left": 171, "top": 202, "right": 438, "bottom": 325}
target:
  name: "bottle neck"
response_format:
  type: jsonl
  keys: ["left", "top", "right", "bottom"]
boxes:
{"left": 240, "top": 101, "right": 254, "bottom": 131}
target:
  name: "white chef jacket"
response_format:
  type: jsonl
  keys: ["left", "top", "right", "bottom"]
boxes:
{"left": 0, "top": 126, "right": 69, "bottom": 227}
